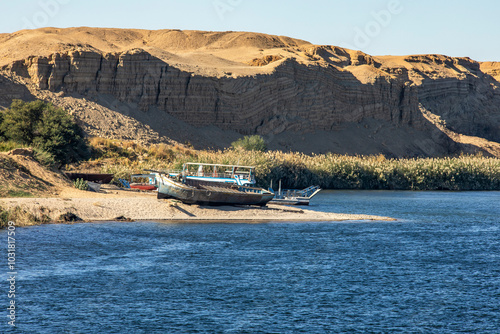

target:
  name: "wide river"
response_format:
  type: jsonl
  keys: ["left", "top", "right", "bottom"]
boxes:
{"left": 2, "top": 191, "right": 500, "bottom": 333}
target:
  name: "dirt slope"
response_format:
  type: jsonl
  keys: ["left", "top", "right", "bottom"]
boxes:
{"left": 0, "top": 149, "right": 71, "bottom": 197}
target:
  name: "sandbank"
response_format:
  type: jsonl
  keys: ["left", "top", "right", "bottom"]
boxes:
{"left": 0, "top": 186, "right": 394, "bottom": 223}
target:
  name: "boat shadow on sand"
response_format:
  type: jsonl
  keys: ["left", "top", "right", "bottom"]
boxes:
{"left": 170, "top": 204, "right": 197, "bottom": 217}
{"left": 163, "top": 200, "right": 305, "bottom": 220}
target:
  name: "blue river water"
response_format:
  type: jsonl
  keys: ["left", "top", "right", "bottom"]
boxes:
{"left": 1, "top": 191, "right": 500, "bottom": 333}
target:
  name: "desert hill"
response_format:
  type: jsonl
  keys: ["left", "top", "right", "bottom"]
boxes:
{"left": 1, "top": 27, "right": 499, "bottom": 157}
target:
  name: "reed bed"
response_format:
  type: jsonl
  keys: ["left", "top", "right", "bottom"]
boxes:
{"left": 82, "top": 138, "right": 500, "bottom": 191}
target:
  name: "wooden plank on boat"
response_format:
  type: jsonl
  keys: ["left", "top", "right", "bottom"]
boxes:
{"left": 200, "top": 185, "right": 239, "bottom": 194}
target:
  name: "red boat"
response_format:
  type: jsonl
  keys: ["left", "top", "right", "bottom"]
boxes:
{"left": 129, "top": 183, "right": 157, "bottom": 191}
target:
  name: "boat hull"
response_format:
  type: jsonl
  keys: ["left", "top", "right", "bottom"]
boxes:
{"left": 269, "top": 198, "right": 310, "bottom": 205}
{"left": 269, "top": 185, "right": 321, "bottom": 205}
{"left": 130, "top": 183, "right": 157, "bottom": 191}
{"left": 157, "top": 177, "right": 274, "bottom": 206}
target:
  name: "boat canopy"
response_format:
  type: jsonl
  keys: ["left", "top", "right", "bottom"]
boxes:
{"left": 181, "top": 163, "right": 255, "bottom": 185}
{"left": 182, "top": 163, "right": 254, "bottom": 176}
{"left": 182, "top": 162, "right": 255, "bottom": 170}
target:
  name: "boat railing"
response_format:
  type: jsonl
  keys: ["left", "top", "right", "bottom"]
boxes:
{"left": 276, "top": 189, "right": 302, "bottom": 199}
{"left": 185, "top": 178, "right": 267, "bottom": 193}
{"left": 185, "top": 178, "right": 237, "bottom": 190}
{"left": 178, "top": 170, "right": 251, "bottom": 180}
{"left": 301, "top": 185, "right": 322, "bottom": 197}
{"left": 276, "top": 185, "right": 321, "bottom": 199}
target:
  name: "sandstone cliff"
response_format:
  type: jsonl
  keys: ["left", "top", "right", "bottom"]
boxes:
{"left": 1, "top": 27, "right": 499, "bottom": 157}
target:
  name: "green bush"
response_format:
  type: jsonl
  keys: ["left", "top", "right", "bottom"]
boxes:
{"left": 0, "top": 100, "right": 90, "bottom": 166}
{"left": 73, "top": 178, "right": 89, "bottom": 191}
{"left": 231, "top": 135, "right": 267, "bottom": 152}
{"left": 33, "top": 147, "right": 56, "bottom": 166}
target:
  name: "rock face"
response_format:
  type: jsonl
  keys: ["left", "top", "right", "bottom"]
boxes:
{"left": 4, "top": 49, "right": 420, "bottom": 132}
{"left": 1, "top": 28, "right": 500, "bottom": 157}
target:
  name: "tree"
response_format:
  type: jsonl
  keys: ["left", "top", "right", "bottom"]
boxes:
{"left": 0, "top": 100, "right": 90, "bottom": 165}
{"left": 1, "top": 100, "right": 45, "bottom": 144}
{"left": 231, "top": 135, "right": 267, "bottom": 152}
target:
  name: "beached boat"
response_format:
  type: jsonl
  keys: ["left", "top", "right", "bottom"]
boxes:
{"left": 130, "top": 174, "right": 158, "bottom": 191}
{"left": 168, "top": 163, "right": 256, "bottom": 186}
{"left": 129, "top": 183, "right": 157, "bottom": 191}
{"left": 269, "top": 184, "right": 321, "bottom": 205}
{"left": 153, "top": 171, "right": 274, "bottom": 206}
{"left": 65, "top": 172, "right": 114, "bottom": 184}
{"left": 119, "top": 174, "right": 158, "bottom": 191}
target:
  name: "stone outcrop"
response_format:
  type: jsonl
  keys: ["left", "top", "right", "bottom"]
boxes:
{"left": 1, "top": 28, "right": 499, "bottom": 157}
{"left": 248, "top": 55, "right": 283, "bottom": 66}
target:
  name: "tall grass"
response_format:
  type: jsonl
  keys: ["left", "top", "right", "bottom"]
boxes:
{"left": 80, "top": 138, "right": 500, "bottom": 191}
{"left": 0, "top": 140, "right": 28, "bottom": 152}
{"left": 193, "top": 150, "right": 500, "bottom": 190}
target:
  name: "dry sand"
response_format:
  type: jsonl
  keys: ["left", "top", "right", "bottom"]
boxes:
{"left": 0, "top": 186, "right": 394, "bottom": 223}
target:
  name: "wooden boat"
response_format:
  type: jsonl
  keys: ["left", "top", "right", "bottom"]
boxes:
{"left": 65, "top": 172, "right": 114, "bottom": 184}
{"left": 154, "top": 172, "right": 274, "bottom": 206}
{"left": 269, "top": 183, "right": 321, "bottom": 206}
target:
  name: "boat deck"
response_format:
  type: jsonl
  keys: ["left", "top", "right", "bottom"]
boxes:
{"left": 199, "top": 184, "right": 242, "bottom": 194}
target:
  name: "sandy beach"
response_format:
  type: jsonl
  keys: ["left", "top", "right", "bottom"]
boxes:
{"left": 0, "top": 153, "right": 394, "bottom": 225}
{"left": 0, "top": 186, "right": 394, "bottom": 223}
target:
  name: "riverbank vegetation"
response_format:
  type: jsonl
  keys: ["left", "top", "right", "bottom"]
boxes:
{"left": 1, "top": 101, "right": 499, "bottom": 192}
{"left": 78, "top": 138, "right": 500, "bottom": 191}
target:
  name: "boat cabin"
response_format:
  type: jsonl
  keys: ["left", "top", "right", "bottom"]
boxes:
{"left": 178, "top": 163, "right": 256, "bottom": 186}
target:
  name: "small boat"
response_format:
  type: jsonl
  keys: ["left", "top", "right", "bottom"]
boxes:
{"left": 130, "top": 174, "right": 158, "bottom": 191}
{"left": 269, "top": 182, "right": 321, "bottom": 205}
{"left": 119, "top": 174, "right": 158, "bottom": 191}
{"left": 129, "top": 183, "right": 157, "bottom": 191}
{"left": 152, "top": 171, "right": 274, "bottom": 206}
{"left": 65, "top": 172, "right": 114, "bottom": 184}
{"left": 167, "top": 163, "right": 256, "bottom": 186}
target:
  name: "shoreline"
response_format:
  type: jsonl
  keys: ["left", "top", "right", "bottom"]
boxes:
{"left": 0, "top": 191, "right": 395, "bottom": 225}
